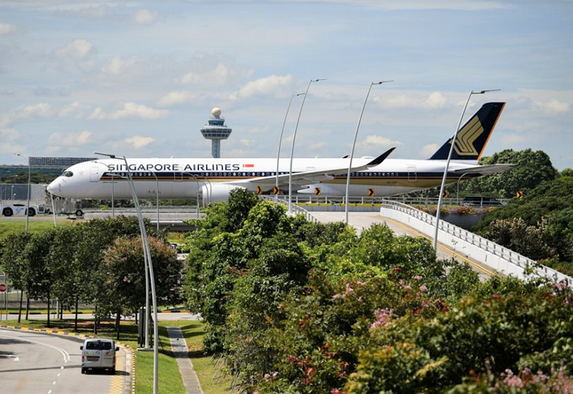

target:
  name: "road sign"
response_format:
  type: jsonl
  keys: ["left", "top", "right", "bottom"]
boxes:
{"left": 368, "top": 188, "right": 375, "bottom": 197}
{"left": 272, "top": 186, "right": 280, "bottom": 195}
{"left": 516, "top": 190, "right": 524, "bottom": 199}
{"left": 256, "top": 186, "right": 262, "bottom": 195}
{"left": 442, "top": 190, "right": 449, "bottom": 198}
{"left": 0, "top": 283, "right": 6, "bottom": 293}
{"left": 314, "top": 187, "right": 321, "bottom": 196}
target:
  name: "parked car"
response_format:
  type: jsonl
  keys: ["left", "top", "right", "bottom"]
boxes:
{"left": 1, "top": 203, "right": 50, "bottom": 217}
{"left": 461, "top": 196, "right": 502, "bottom": 207}
{"left": 80, "top": 338, "right": 119, "bottom": 374}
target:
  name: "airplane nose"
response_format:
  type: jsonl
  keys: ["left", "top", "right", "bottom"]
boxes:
{"left": 47, "top": 179, "right": 59, "bottom": 195}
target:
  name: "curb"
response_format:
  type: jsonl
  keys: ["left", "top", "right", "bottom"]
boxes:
{"left": 0, "top": 325, "right": 135, "bottom": 393}
{"left": 0, "top": 325, "right": 95, "bottom": 339}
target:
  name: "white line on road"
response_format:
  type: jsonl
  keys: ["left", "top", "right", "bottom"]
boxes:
{"left": 0, "top": 330, "right": 71, "bottom": 362}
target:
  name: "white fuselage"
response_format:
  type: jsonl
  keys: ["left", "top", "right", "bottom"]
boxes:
{"left": 47, "top": 157, "right": 481, "bottom": 201}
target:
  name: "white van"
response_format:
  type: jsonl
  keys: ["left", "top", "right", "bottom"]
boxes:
{"left": 80, "top": 338, "right": 119, "bottom": 374}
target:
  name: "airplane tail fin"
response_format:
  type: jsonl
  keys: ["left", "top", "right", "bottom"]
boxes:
{"left": 430, "top": 102, "right": 505, "bottom": 161}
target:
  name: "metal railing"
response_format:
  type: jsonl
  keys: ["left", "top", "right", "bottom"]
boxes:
{"left": 381, "top": 199, "right": 572, "bottom": 285}
{"left": 260, "top": 195, "right": 319, "bottom": 223}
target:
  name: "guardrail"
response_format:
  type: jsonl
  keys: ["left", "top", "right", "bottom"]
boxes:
{"left": 259, "top": 196, "right": 319, "bottom": 223}
{"left": 380, "top": 199, "right": 572, "bottom": 285}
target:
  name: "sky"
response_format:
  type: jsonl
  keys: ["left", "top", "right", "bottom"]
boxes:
{"left": 1, "top": 0, "right": 572, "bottom": 169}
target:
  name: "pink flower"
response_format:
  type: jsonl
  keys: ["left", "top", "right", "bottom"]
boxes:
{"left": 419, "top": 285, "right": 428, "bottom": 292}
{"left": 413, "top": 275, "right": 423, "bottom": 281}
{"left": 345, "top": 284, "right": 354, "bottom": 295}
{"left": 369, "top": 308, "right": 393, "bottom": 331}
{"left": 333, "top": 293, "right": 342, "bottom": 299}
{"left": 403, "top": 285, "right": 412, "bottom": 290}
{"left": 264, "top": 373, "right": 270, "bottom": 381}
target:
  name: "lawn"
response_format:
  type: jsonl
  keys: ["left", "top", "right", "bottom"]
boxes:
{"left": 0, "top": 218, "right": 74, "bottom": 240}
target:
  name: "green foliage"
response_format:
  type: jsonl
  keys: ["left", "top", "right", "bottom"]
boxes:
{"left": 180, "top": 189, "right": 572, "bottom": 393}
{"left": 101, "top": 236, "right": 182, "bottom": 315}
{"left": 458, "top": 149, "right": 557, "bottom": 199}
{"left": 346, "top": 284, "right": 573, "bottom": 393}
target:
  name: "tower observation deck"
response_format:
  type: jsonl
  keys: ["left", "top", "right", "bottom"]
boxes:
{"left": 200, "top": 107, "right": 233, "bottom": 158}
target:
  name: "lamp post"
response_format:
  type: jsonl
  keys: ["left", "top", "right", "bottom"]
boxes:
{"left": 433, "top": 89, "right": 500, "bottom": 251}
{"left": 151, "top": 171, "right": 160, "bottom": 232}
{"left": 15, "top": 153, "right": 31, "bottom": 232}
{"left": 95, "top": 152, "right": 159, "bottom": 394}
{"left": 288, "top": 78, "right": 326, "bottom": 214}
{"left": 276, "top": 92, "right": 305, "bottom": 198}
{"left": 345, "top": 80, "right": 392, "bottom": 224}
{"left": 456, "top": 172, "right": 472, "bottom": 204}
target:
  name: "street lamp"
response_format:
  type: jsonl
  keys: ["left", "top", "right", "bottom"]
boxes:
{"left": 345, "top": 80, "right": 392, "bottom": 224}
{"left": 15, "top": 153, "right": 31, "bottom": 232}
{"left": 276, "top": 92, "right": 305, "bottom": 198}
{"left": 95, "top": 152, "right": 159, "bottom": 394}
{"left": 433, "top": 89, "right": 500, "bottom": 251}
{"left": 288, "top": 78, "right": 326, "bottom": 214}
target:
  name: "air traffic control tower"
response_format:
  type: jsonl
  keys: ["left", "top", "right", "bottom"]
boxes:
{"left": 200, "top": 107, "right": 233, "bottom": 158}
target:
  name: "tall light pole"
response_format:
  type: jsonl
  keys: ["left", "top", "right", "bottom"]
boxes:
{"left": 288, "top": 78, "right": 326, "bottom": 213}
{"left": 95, "top": 152, "right": 159, "bottom": 394}
{"left": 345, "top": 80, "right": 392, "bottom": 224}
{"left": 15, "top": 153, "right": 31, "bottom": 232}
{"left": 433, "top": 89, "right": 500, "bottom": 251}
{"left": 151, "top": 171, "right": 160, "bottom": 232}
{"left": 276, "top": 92, "right": 305, "bottom": 197}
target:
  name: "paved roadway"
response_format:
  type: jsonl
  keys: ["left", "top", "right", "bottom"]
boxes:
{"left": 2, "top": 312, "right": 202, "bottom": 322}
{"left": 0, "top": 328, "right": 130, "bottom": 394}
{"left": 312, "top": 211, "right": 494, "bottom": 279}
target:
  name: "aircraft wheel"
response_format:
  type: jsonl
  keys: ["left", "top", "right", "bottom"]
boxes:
{"left": 3, "top": 208, "right": 13, "bottom": 217}
{"left": 75, "top": 209, "right": 84, "bottom": 217}
{"left": 28, "top": 208, "right": 36, "bottom": 217}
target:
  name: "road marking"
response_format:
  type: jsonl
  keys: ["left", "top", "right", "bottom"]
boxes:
{"left": 53, "top": 381, "right": 57, "bottom": 385}
{"left": 0, "top": 331, "right": 70, "bottom": 362}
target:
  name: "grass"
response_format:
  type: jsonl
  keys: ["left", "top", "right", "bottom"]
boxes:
{"left": 0, "top": 219, "right": 74, "bottom": 240}
{"left": 0, "top": 317, "right": 231, "bottom": 393}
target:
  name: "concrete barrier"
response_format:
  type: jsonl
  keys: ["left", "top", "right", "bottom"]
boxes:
{"left": 380, "top": 200, "right": 572, "bottom": 285}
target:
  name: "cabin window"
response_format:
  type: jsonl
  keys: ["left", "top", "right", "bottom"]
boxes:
{"left": 63, "top": 171, "right": 73, "bottom": 177}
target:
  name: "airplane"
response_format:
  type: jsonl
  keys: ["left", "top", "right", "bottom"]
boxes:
{"left": 47, "top": 102, "right": 511, "bottom": 206}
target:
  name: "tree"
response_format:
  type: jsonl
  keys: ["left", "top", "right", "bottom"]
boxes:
{"left": 1, "top": 232, "right": 32, "bottom": 322}
{"left": 455, "top": 149, "right": 558, "bottom": 198}
{"left": 102, "top": 236, "right": 182, "bottom": 338}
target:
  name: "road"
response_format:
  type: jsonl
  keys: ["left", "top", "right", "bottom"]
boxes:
{"left": 0, "top": 328, "right": 130, "bottom": 394}
{"left": 311, "top": 211, "right": 493, "bottom": 279}
{"left": 2, "top": 312, "right": 202, "bottom": 322}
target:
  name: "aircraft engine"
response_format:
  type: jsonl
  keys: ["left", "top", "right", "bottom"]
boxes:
{"left": 200, "top": 184, "right": 245, "bottom": 206}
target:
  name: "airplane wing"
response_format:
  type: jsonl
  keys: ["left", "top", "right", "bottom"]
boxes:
{"left": 452, "top": 163, "right": 514, "bottom": 176}
{"left": 230, "top": 147, "right": 396, "bottom": 189}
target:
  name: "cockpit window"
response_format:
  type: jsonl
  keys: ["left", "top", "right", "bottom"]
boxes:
{"left": 63, "top": 171, "right": 73, "bottom": 177}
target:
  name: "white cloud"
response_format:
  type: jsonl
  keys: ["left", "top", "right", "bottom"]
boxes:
{"left": 56, "top": 39, "right": 96, "bottom": 58}
{"left": 232, "top": 74, "right": 293, "bottom": 99}
{"left": 285, "top": 0, "right": 507, "bottom": 11}
{"left": 177, "top": 55, "right": 254, "bottom": 87}
{"left": 356, "top": 135, "right": 401, "bottom": 150}
{"left": 534, "top": 99, "right": 570, "bottom": 114}
{"left": 101, "top": 56, "right": 136, "bottom": 76}
{"left": 239, "top": 139, "right": 255, "bottom": 147}
{"left": 0, "top": 127, "right": 19, "bottom": 141}
{"left": 47, "top": 130, "right": 93, "bottom": 149}
{"left": 180, "top": 63, "right": 231, "bottom": 85}
{"left": 158, "top": 91, "right": 196, "bottom": 107}
{"left": 0, "top": 23, "right": 16, "bottom": 35}
{"left": 125, "top": 135, "right": 155, "bottom": 150}
{"left": 0, "top": 103, "right": 53, "bottom": 127}
{"left": 58, "top": 101, "right": 90, "bottom": 118}
{"left": 420, "top": 143, "right": 440, "bottom": 157}
{"left": 424, "top": 92, "right": 448, "bottom": 109}
{"left": 132, "top": 9, "right": 156, "bottom": 25}
{"left": 374, "top": 91, "right": 449, "bottom": 110}
{"left": 88, "top": 102, "right": 169, "bottom": 120}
